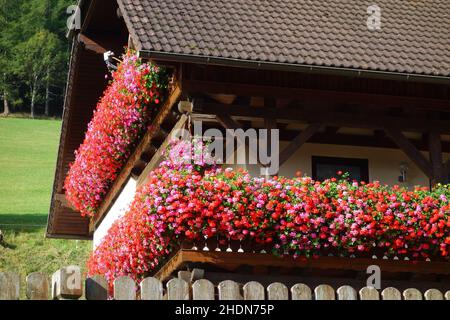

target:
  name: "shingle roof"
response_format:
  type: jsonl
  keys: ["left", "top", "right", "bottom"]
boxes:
{"left": 118, "top": 0, "right": 449, "bottom": 77}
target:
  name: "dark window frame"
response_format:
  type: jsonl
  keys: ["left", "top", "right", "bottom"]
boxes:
{"left": 311, "top": 156, "right": 369, "bottom": 182}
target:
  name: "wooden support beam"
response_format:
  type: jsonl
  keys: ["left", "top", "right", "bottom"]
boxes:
{"left": 215, "top": 112, "right": 262, "bottom": 167}
{"left": 140, "top": 145, "right": 158, "bottom": 163}
{"left": 137, "top": 115, "right": 188, "bottom": 187}
{"left": 428, "top": 132, "right": 445, "bottom": 185}
{"left": 195, "top": 102, "right": 450, "bottom": 134}
{"left": 279, "top": 123, "right": 322, "bottom": 166}
{"left": 193, "top": 119, "right": 450, "bottom": 153}
{"left": 184, "top": 80, "right": 450, "bottom": 111}
{"left": 215, "top": 111, "right": 240, "bottom": 131}
{"left": 385, "top": 128, "right": 433, "bottom": 178}
{"left": 131, "top": 159, "right": 148, "bottom": 178}
{"left": 206, "top": 94, "right": 237, "bottom": 105}
{"left": 78, "top": 34, "right": 107, "bottom": 54}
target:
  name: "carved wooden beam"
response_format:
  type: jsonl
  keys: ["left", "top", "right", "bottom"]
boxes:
{"left": 78, "top": 34, "right": 107, "bottom": 54}
{"left": 137, "top": 114, "right": 188, "bottom": 187}
{"left": 385, "top": 128, "right": 433, "bottom": 178}
{"left": 279, "top": 123, "right": 322, "bottom": 166}
{"left": 195, "top": 102, "right": 450, "bottom": 134}
{"left": 215, "top": 112, "right": 262, "bottom": 167}
{"left": 193, "top": 118, "right": 450, "bottom": 153}
{"left": 215, "top": 111, "right": 242, "bottom": 131}
{"left": 183, "top": 80, "right": 450, "bottom": 111}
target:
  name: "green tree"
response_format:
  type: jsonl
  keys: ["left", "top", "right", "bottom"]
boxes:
{"left": 0, "top": 0, "right": 24, "bottom": 115}
{"left": 0, "top": 0, "right": 73, "bottom": 117}
{"left": 15, "top": 30, "right": 59, "bottom": 118}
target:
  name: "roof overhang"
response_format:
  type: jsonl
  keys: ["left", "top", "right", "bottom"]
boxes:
{"left": 139, "top": 50, "right": 450, "bottom": 85}
{"left": 47, "top": 0, "right": 129, "bottom": 239}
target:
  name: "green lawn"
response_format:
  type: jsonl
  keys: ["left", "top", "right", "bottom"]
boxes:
{"left": 0, "top": 118, "right": 91, "bottom": 285}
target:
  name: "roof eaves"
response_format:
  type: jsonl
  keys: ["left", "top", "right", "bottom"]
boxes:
{"left": 140, "top": 50, "right": 450, "bottom": 85}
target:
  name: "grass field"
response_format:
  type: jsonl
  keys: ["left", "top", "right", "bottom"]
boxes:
{"left": 0, "top": 117, "right": 91, "bottom": 282}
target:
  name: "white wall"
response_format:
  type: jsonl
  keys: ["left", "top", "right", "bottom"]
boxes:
{"left": 93, "top": 177, "right": 137, "bottom": 249}
{"left": 246, "top": 142, "right": 450, "bottom": 189}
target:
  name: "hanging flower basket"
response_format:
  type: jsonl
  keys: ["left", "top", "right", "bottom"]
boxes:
{"left": 64, "top": 51, "right": 170, "bottom": 217}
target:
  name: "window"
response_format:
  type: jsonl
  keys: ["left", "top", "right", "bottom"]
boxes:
{"left": 312, "top": 156, "right": 369, "bottom": 182}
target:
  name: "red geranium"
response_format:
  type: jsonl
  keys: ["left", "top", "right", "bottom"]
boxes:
{"left": 88, "top": 139, "right": 450, "bottom": 284}
{"left": 64, "top": 51, "right": 169, "bottom": 217}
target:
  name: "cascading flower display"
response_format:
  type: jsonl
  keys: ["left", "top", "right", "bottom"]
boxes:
{"left": 88, "top": 139, "right": 450, "bottom": 284}
{"left": 64, "top": 51, "right": 169, "bottom": 217}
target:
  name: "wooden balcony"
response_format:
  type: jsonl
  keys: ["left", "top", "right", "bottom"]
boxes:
{"left": 151, "top": 238, "right": 450, "bottom": 293}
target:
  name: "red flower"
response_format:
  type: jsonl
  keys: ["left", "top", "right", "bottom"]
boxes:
{"left": 64, "top": 51, "right": 169, "bottom": 217}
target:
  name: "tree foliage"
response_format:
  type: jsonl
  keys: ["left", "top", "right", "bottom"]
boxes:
{"left": 0, "top": 0, "right": 74, "bottom": 117}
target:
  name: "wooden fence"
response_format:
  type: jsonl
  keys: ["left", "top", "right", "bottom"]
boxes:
{"left": 0, "top": 266, "right": 449, "bottom": 300}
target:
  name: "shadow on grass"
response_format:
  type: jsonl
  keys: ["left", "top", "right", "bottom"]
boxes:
{"left": 0, "top": 214, "right": 47, "bottom": 234}
{"left": 0, "top": 241, "right": 17, "bottom": 249}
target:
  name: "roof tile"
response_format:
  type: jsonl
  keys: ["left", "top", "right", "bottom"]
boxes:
{"left": 119, "top": 0, "right": 450, "bottom": 76}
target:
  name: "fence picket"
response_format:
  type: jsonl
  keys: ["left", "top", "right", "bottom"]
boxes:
{"left": 26, "top": 272, "right": 49, "bottom": 300}
{"left": 167, "top": 278, "right": 190, "bottom": 300}
{"left": 359, "top": 287, "right": 379, "bottom": 300}
{"left": 403, "top": 288, "right": 422, "bottom": 300}
{"left": 424, "top": 289, "right": 443, "bottom": 300}
{"left": 314, "top": 284, "right": 335, "bottom": 300}
{"left": 51, "top": 266, "right": 82, "bottom": 300}
{"left": 243, "top": 281, "right": 265, "bottom": 300}
{"left": 0, "top": 272, "right": 20, "bottom": 300}
{"left": 192, "top": 279, "right": 215, "bottom": 300}
{"left": 114, "top": 276, "right": 136, "bottom": 300}
{"left": 267, "top": 282, "right": 289, "bottom": 300}
{"left": 85, "top": 275, "right": 108, "bottom": 300}
{"left": 1, "top": 266, "right": 449, "bottom": 301}
{"left": 381, "top": 287, "right": 401, "bottom": 300}
{"left": 141, "top": 277, "right": 163, "bottom": 300}
{"left": 178, "top": 271, "right": 191, "bottom": 283}
{"left": 291, "top": 283, "right": 312, "bottom": 300}
{"left": 218, "top": 280, "right": 242, "bottom": 300}
{"left": 191, "top": 269, "right": 205, "bottom": 282}
{"left": 337, "top": 285, "right": 357, "bottom": 300}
